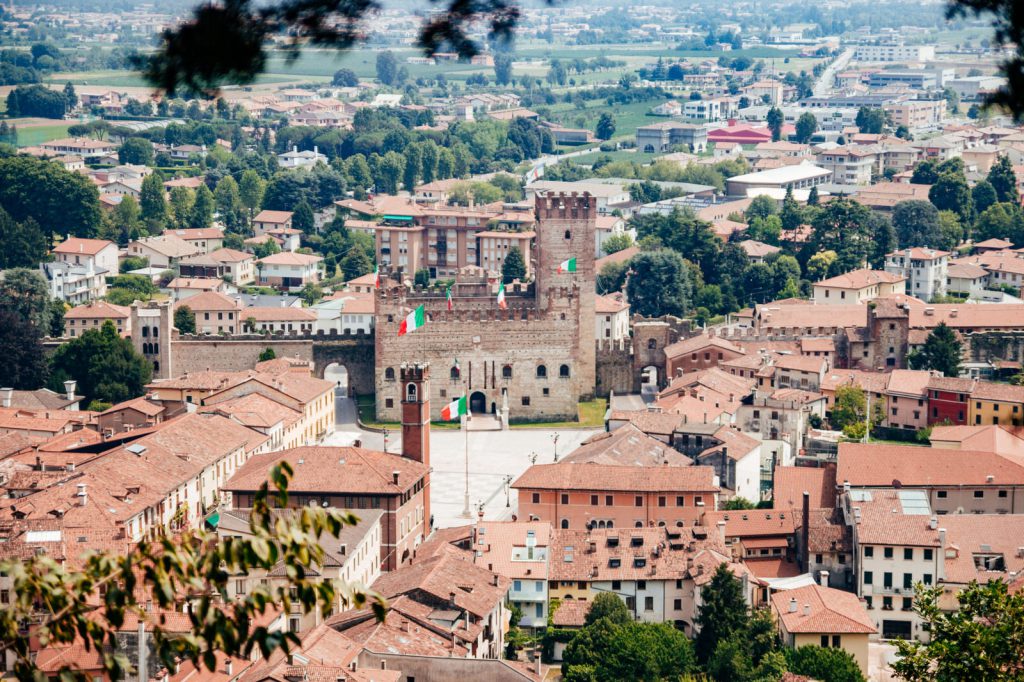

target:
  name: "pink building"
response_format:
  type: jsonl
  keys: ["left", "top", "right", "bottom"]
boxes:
{"left": 512, "top": 462, "right": 719, "bottom": 530}
{"left": 885, "top": 369, "right": 932, "bottom": 432}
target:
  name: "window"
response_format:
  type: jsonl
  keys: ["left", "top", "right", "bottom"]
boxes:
{"left": 384, "top": 367, "right": 395, "bottom": 380}
{"left": 561, "top": 494, "right": 569, "bottom": 505}
{"left": 923, "top": 548, "right": 933, "bottom": 560}
{"left": 606, "top": 495, "right": 613, "bottom": 505}
{"left": 820, "top": 635, "right": 829, "bottom": 648}
{"left": 815, "top": 553, "right": 823, "bottom": 564}
{"left": 923, "top": 573, "right": 932, "bottom": 585}
{"left": 973, "top": 490, "right": 984, "bottom": 498}
{"left": 647, "top": 339, "right": 657, "bottom": 349}
{"left": 638, "top": 580, "right": 646, "bottom": 589}
{"left": 405, "top": 383, "right": 418, "bottom": 402}
{"left": 559, "top": 364, "right": 570, "bottom": 378}
{"left": 514, "top": 580, "right": 522, "bottom": 591}
{"left": 676, "top": 496, "right": 684, "bottom": 507}
{"left": 644, "top": 596, "right": 654, "bottom": 611}
{"left": 937, "top": 490, "right": 947, "bottom": 499}
{"left": 883, "top": 572, "right": 892, "bottom": 588}
{"left": 591, "top": 495, "right": 599, "bottom": 505}
{"left": 450, "top": 366, "right": 460, "bottom": 379}
{"left": 560, "top": 519, "right": 569, "bottom": 529}
{"left": 502, "top": 364, "right": 512, "bottom": 379}
{"left": 658, "top": 496, "right": 666, "bottom": 507}
{"left": 902, "top": 597, "right": 913, "bottom": 611}
{"left": 635, "top": 495, "right": 643, "bottom": 506}
{"left": 864, "top": 571, "right": 873, "bottom": 585}
{"left": 903, "top": 573, "right": 913, "bottom": 589}
{"left": 532, "top": 493, "right": 540, "bottom": 504}
{"left": 673, "top": 598, "right": 682, "bottom": 610}
{"left": 884, "top": 547, "right": 894, "bottom": 559}
{"left": 384, "top": 398, "right": 393, "bottom": 408}
{"left": 611, "top": 580, "right": 621, "bottom": 591}
{"left": 832, "top": 635, "right": 841, "bottom": 648}
{"left": 904, "top": 548, "right": 913, "bottom": 561}
{"left": 536, "top": 365, "right": 547, "bottom": 378}
{"left": 522, "top": 396, "right": 530, "bottom": 406}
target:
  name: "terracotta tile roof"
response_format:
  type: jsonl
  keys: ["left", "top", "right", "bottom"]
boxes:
{"left": 771, "top": 584, "right": 876, "bottom": 634}
{"left": 175, "top": 291, "right": 241, "bottom": 312}
{"left": 257, "top": 252, "right": 323, "bottom": 265}
{"left": 551, "top": 598, "right": 590, "bottom": 627}
{"left": 53, "top": 237, "right": 115, "bottom": 256}
{"left": 756, "top": 304, "right": 867, "bottom": 331}
{"left": 928, "top": 425, "right": 1024, "bottom": 460}
{"left": 773, "top": 465, "right": 837, "bottom": 512}
{"left": 512, "top": 462, "right": 718, "bottom": 493}
{"left": 201, "top": 392, "right": 301, "bottom": 429}
{"left": 938, "top": 514, "right": 1024, "bottom": 584}
{"left": 774, "top": 354, "right": 827, "bottom": 373}
{"left": 606, "top": 410, "right": 683, "bottom": 437}
{"left": 659, "top": 367, "right": 754, "bottom": 401}
{"left": 206, "top": 248, "right": 254, "bottom": 263}
{"left": 132, "top": 234, "right": 200, "bottom": 259}
{"left": 594, "top": 246, "right": 639, "bottom": 270}
{"left": 664, "top": 333, "right": 744, "bottom": 360}
{"left": 838, "top": 442, "right": 1024, "bottom": 487}
{"left": 946, "top": 262, "right": 989, "bottom": 279}
{"left": 253, "top": 210, "right": 294, "bottom": 223}
{"left": 815, "top": 268, "right": 904, "bottom": 289}
{"left": 800, "top": 338, "right": 835, "bottom": 353}
{"left": 148, "top": 370, "right": 254, "bottom": 392}
{"left": 848, "top": 489, "right": 942, "bottom": 546}
{"left": 167, "top": 277, "right": 224, "bottom": 291}
{"left": 972, "top": 381, "right": 1024, "bottom": 403}
{"left": 738, "top": 240, "right": 781, "bottom": 258}
{"left": 243, "top": 307, "right": 317, "bottom": 322}
{"left": 100, "top": 396, "right": 166, "bottom": 417}
{"left": 37, "top": 429, "right": 103, "bottom": 452}
{"left": 702, "top": 509, "right": 796, "bottom": 538}
{"left": 800, "top": 507, "right": 851, "bottom": 554}
{"left": 65, "top": 301, "right": 130, "bottom": 319}
{"left": 595, "top": 294, "right": 629, "bottom": 314}
{"left": 471, "top": 520, "right": 550, "bottom": 580}
{"left": 563, "top": 424, "right": 691, "bottom": 466}
{"left": 226, "top": 446, "right": 427, "bottom": 494}
{"left": 701, "top": 425, "right": 760, "bottom": 461}
{"left": 242, "top": 623, "right": 362, "bottom": 682}
{"left": 885, "top": 369, "right": 933, "bottom": 397}
{"left": 925, "top": 375, "right": 976, "bottom": 393}
{"left": 170, "top": 227, "right": 224, "bottom": 240}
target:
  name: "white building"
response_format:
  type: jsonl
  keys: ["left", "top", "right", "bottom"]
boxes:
{"left": 724, "top": 162, "right": 832, "bottom": 197}
{"left": 52, "top": 237, "right": 119, "bottom": 277}
{"left": 884, "top": 247, "right": 949, "bottom": 302}
{"left": 277, "top": 146, "right": 327, "bottom": 168}
{"left": 853, "top": 44, "right": 936, "bottom": 63}
{"left": 256, "top": 252, "right": 323, "bottom": 292}
{"left": 596, "top": 294, "right": 630, "bottom": 341}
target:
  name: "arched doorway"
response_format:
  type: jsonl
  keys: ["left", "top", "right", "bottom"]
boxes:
{"left": 470, "top": 391, "right": 487, "bottom": 415}
{"left": 324, "top": 363, "right": 349, "bottom": 395}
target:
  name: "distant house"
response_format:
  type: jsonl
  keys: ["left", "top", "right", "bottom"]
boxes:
{"left": 276, "top": 146, "right": 327, "bottom": 169}
{"left": 253, "top": 210, "right": 294, "bottom": 235}
{"left": 177, "top": 248, "right": 256, "bottom": 286}
{"left": 126, "top": 235, "right": 201, "bottom": 270}
{"left": 256, "top": 252, "right": 323, "bottom": 291}
{"left": 64, "top": 301, "right": 131, "bottom": 337}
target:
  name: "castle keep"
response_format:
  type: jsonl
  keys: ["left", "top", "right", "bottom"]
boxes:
{"left": 374, "top": 193, "right": 597, "bottom": 422}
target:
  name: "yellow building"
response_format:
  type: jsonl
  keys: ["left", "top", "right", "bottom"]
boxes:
{"left": 969, "top": 382, "right": 1024, "bottom": 427}
{"left": 770, "top": 583, "right": 876, "bottom": 676}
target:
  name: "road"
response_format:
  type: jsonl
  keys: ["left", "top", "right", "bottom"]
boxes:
{"left": 327, "top": 391, "right": 600, "bottom": 529}
{"left": 525, "top": 143, "right": 608, "bottom": 183}
{"left": 812, "top": 48, "right": 854, "bottom": 98}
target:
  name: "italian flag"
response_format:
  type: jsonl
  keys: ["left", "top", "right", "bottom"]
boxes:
{"left": 398, "top": 305, "right": 425, "bottom": 336}
{"left": 496, "top": 282, "right": 507, "bottom": 310}
{"left": 446, "top": 285, "right": 453, "bottom": 311}
{"left": 558, "top": 257, "right": 577, "bottom": 273}
{"left": 440, "top": 395, "right": 467, "bottom": 421}
{"left": 373, "top": 265, "right": 380, "bottom": 289}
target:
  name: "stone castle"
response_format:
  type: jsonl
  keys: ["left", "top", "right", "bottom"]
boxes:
{"left": 374, "top": 193, "right": 597, "bottom": 422}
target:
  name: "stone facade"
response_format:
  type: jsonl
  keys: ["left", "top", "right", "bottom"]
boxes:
{"left": 375, "top": 193, "right": 597, "bottom": 422}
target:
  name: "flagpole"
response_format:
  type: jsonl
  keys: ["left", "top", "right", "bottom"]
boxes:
{"left": 461, "top": 369, "right": 471, "bottom": 518}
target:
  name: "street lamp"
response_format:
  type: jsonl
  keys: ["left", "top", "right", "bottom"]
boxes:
{"left": 382, "top": 428, "right": 389, "bottom": 454}
{"left": 503, "top": 474, "right": 513, "bottom": 507}
{"left": 552, "top": 434, "right": 560, "bottom": 462}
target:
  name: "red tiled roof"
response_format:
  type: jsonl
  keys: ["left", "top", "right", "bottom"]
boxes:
{"left": 837, "top": 442, "right": 1024, "bottom": 487}
{"left": 772, "top": 584, "right": 876, "bottom": 634}
{"left": 513, "top": 462, "right": 718, "bottom": 493}
{"left": 226, "top": 446, "right": 427, "bottom": 494}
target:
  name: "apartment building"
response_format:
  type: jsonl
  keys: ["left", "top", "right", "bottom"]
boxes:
{"left": 256, "top": 252, "right": 323, "bottom": 291}
{"left": 176, "top": 291, "right": 241, "bottom": 334}
{"left": 127, "top": 234, "right": 200, "bottom": 269}
{"left": 853, "top": 44, "right": 936, "bottom": 63}
{"left": 471, "top": 521, "right": 551, "bottom": 629}
{"left": 812, "top": 269, "right": 906, "bottom": 305}
{"left": 64, "top": 301, "right": 131, "bottom": 337}
{"left": 884, "top": 248, "right": 949, "bottom": 301}
{"left": 595, "top": 294, "right": 630, "bottom": 342}
{"left": 635, "top": 121, "right": 709, "bottom": 153}
{"left": 815, "top": 146, "right": 876, "bottom": 185}
{"left": 178, "top": 248, "right": 256, "bottom": 285}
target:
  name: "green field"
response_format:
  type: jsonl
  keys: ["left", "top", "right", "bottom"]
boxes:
{"left": 16, "top": 123, "right": 72, "bottom": 147}
{"left": 48, "top": 69, "right": 307, "bottom": 88}
{"left": 545, "top": 97, "right": 666, "bottom": 139}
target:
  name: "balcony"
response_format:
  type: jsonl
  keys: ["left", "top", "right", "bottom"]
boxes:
{"left": 871, "top": 585, "right": 911, "bottom": 596}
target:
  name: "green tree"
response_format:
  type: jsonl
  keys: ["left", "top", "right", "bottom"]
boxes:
{"left": 597, "top": 261, "right": 628, "bottom": 295}
{"left": 625, "top": 250, "right": 695, "bottom": 317}
{"left": 118, "top": 137, "right": 154, "bottom": 165}
{"left": 174, "top": 305, "right": 196, "bottom": 334}
{"left": 501, "top": 246, "right": 527, "bottom": 283}
{"left": 809, "top": 198, "right": 874, "bottom": 273}
{"left": 0, "top": 268, "right": 53, "bottom": 330}
{"left": 340, "top": 248, "right": 373, "bottom": 280}
{"left": 49, "top": 320, "right": 153, "bottom": 405}
{"left": 493, "top": 54, "right": 513, "bottom": 85}
{"left": 170, "top": 186, "right": 195, "bottom": 229}
{"left": 831, "top": 384, "right": 883, "bottom": 433}
{"left": 376, "top": 51, "right": 398, "bottom": 85}
{"left": 299, "top": 282, "right": 323, "bottom": 305}
{"left": 413, "top": 268, "right": 431, "bottom": 288}
{"left": 746, "top": 194, "right": 777, "bottom": 222}
{"left": 595, "top": 113, "right": 616, "bottom": 141}
{"left": 374, "top": 151, "right": 405, "bottom": 194}
{"left": 214, "top": 176, "right": 243, "bottom": 230}
{"left": 563, "top": 618, "right": 694, "bottom": 682}
{"left": 0, "top": 155, "right": 102, "bottom": 241}
{"left": 779, "top": 187, "right": 804, "bottom": 231}
{"left": 63, "top": 81, "right": 77, "bottom": 110}
{"left": 974, "top": 202, "right": 1023, "bottom": 245}
{"left": 929, "top": 172, "right": 973, "bottom": 225}
{"left": 855, "top": 106, "right": 886, "bottom": 134}
{"left": 239, "top": 169, "right": 266, "bottom": 226}
{"left": 972, "top": 180, "right": 998, "bottom": 216}
{"left": 987, "top": 154, "right": 1019, "bottom": 204}
{"left": 585, "top": 592, "right": 631, "bottom": 626}
{"left": 190, "top": 184, "right": 215, "bottom": 228}
{"left": 0, "top": 460, "right": 379, "bottom": 682}
{"left": 110, "top": 196, "right": 142, "bottom": 244}
{"left": 332, "top": 68, "right": 359, "bottom": 86}
{"left": 722, "top": 497, "right": 756, "bottom": 510}
{"left": 908, "top": 322, "right": 963, "bottom": 377}
{"left": 806, "top": 250, "right": 838, "bottom": 281}
{"left": 936, "top": 211, "right": 963, "bottom": 251}
{"left": 105, "top": 274, "right": 159, "bottom": 306}
{"left": 259, "top": 347, "right": 277, "bottom": 361}
{"left": 403, "top": 143, "right": 421, "bottom": 191}
{"left": 766, "top": 107, "right": 784, "bottom": 141}
{"left": 892, "top": 200, "right": 941, "bottom": 249}
{"left": 807, "top": 185, "right": 819, "bottom": 206}
{"left": 696, "top": 564, "right": 749, "bottom": 663}
{"left": 0, "top": 308, "right": 49, "bottom": 389}
{"left": 602, "top": 233, "right": 633, "bottom": 255}
{"left": 892, "top": 580, "right": 1024, "bottom": 682}
{"left": 795, "top": 112, "right": 818, "bottom": 143}
{"left": 0, "top": 208, "right": 47, "bottom": 269}
{"left": 784, "top": 646, "right": 865, "bottom": 682}
{"left": 293, "top": 199, "right": 315, "bottom": 235}
{"left": 140, "top": 173, "right": 169, "bottom": 232}
{"left": 911, "top": 159, "right": 939, "bottom": 185}
{"left": 5, "top": 84, "right": 67, "bottom": 118}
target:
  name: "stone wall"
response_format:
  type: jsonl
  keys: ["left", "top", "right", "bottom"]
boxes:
{"left": 596, "top": 338, "right": 635, "bottom": 396}
{"left": 172, "top": 335, "right": 314, "bottom": 374}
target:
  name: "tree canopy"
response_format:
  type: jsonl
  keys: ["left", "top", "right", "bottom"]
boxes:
{"left": 49, "top": 320, "right": 153, "bottom": 405}
{"left": 908, "top": 322, "right": 962, "bottom": 378}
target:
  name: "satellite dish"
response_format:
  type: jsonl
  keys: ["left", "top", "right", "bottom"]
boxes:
{"left": 892, "top": 479, "right": 903, "bottom": 489}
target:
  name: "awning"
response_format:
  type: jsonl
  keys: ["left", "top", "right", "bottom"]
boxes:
{"left": 205, "top": 510, "right": 220, "bottom": 529}
{"left": 382, "top": 215, "right": 414, "bottom": 222}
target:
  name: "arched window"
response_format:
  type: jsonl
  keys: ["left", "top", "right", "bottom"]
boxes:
{"left": 559, "top": 364, "right": 570, "bottom": 378}
{"left": 450, "top": 365, "right": 460, "bottom": 380}
{"left": 536, "top": 364, "right": 547, "bottom": 378}
{"left": 647, "top": 338, "right": 657, "bottom": 350}
{"left": 153, "top": 343, "right": 159, "bottom": 354}
{"left": 607, "top": 519, "right": 614, "bottom": 528}
{"left": 152, "top": 326, "right": 159, "bottom": 338}
{"left": 596, "top": 520, "right": 605, "bottom": 529}
{"left": 384, "top": 367, "right": 395, "bottom": 381}
{"left": 153, "top": 361, "right": 159, "bottom": 372}
{"left": 502, "top": 364, "right": 513, "bottom": 379}
{"left": 405, "top": 383, "right": 417, "bottom": 402}
{"left": 142, "top": 326, "right": 149, "bottom": 338}
{"left": 560, "top": 519, "right": 569, "bottom": 529}
{"left": 564, "top": 230, "right": 571, "bottom": 240}
{"left": 634, "top": 521, "right": 643, "bottom": 528}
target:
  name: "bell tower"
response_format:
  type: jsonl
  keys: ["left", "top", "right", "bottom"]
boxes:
{"left": 400, "top": 362, "right": 430, "bottom": 537}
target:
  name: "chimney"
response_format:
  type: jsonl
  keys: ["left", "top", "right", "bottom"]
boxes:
{"left": 76, "top": 483, "right": 87, "bottom": 507}
{"left": 392, "top": 470, "right": 400, "bottom": 486}
{"left": 802, "top": 603, "right": 811, "bottom": 617}
{"left": 929, "top": 515, "right": 938, "bottom": 530}
{"left": 0, "top": 388, "right": 11, "bottom": 408}
{"left": 63, "top": 380, "right": 77, "bottom": 401}
{"left": 716, "top": 520, "right": 727, "bottom": 544}
{"left": 801, "top": 491, "right": 810, "bottom": 571}
{"left": 788, "top": 597, "right": 797, "bottom": 613}
{"left": 819, "top": 570, "right": 829, "bottom": 587}
{"left": 939, "top": 528, "right": 946, "bottom": 549}
{"left": 66, "top": 462, "right": 75, "bottom": 472}
{"left": 449, "top": 591, "right": 456, "bottom": 606}
{"left": 225, "top": 660, "right": 233, "bottom": 677}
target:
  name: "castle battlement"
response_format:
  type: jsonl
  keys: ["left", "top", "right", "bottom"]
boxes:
{"left": 534, "top": 191, "right": 595, "bottom": 221}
